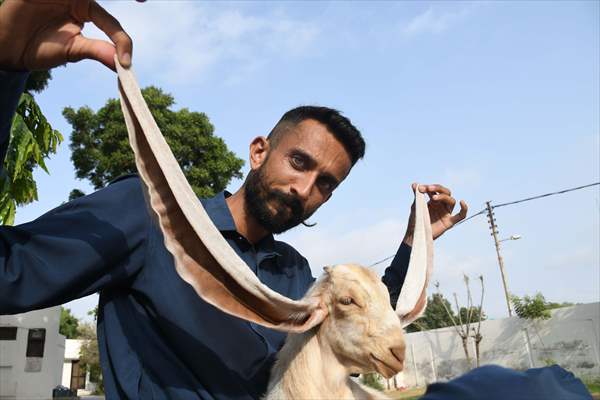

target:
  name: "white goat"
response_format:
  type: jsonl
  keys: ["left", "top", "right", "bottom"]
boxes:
{"left": 265, "top": 264, "right": 406, "bottom": 399}
{"left": 115, "top": 58, "right": 434, "bottom": 400}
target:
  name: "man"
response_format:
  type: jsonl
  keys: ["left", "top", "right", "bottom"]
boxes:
{"left": 2, "top": 2, "right": 589, "bottom": 400}
{"left": 0, "top": 1, "right": 466, "bottom": 397}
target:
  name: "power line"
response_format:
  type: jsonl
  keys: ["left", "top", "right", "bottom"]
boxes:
{"left": 492, "top": 182, "right": 599, "bottom": 209}
{"left": 369, "top": 181, "right": 599, "bottom": 267}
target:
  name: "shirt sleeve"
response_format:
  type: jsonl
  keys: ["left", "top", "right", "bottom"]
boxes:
{"left": 0, "top": 70, "right": 29, "bottom": 168}
{"left": 0, "top": 176, "right": 150, "bottom": 314}
{"left": 420, "top": 365, "right": 592, "bottom": 400}
{"left": 381, "top": 241, "right": 411, "bottom": 307}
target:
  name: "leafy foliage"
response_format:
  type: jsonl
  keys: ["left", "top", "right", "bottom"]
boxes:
{"left": 59, "top": 307, "right": 80, "bottom": 339}
{"left": 406, "top": 293, "right": 457, "bottom": 332}
{"left": 64, "top": 86, "right": 244, "bottom": 198}
{"left": 361, "top": 373, "right": 384, "bottom": 391}
{"left": 511, "top": 293, "right": 552, "bottom": 321}
{"left": 0, "top": 92, "right": 63, "bottom": 224}
{"left": 26, "top": 70, "right": 52, "bottom": 93}
{"left": 459, "top": 306, "right": 487, "bottom": 324}
{"left": 69, "top": 188, "right": 86, "bottom": 201}
{"left": 78, "top": 322, "right": 104, "bottom": 394}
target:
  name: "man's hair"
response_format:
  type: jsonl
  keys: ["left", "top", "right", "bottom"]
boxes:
{"left": 267, "top": 106, "right": 366, "bottom": 165}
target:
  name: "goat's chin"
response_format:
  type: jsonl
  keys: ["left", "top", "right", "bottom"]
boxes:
{"left": 369, "top": 353, "right": 403, "bottom": 379}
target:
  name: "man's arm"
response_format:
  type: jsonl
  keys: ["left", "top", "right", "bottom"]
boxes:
{"left": 382, "top": 242, "right": 412, "bottom": 307}
{"left": 0, "top": 176, "right": 149, "bottom": 314}
{"left": 382, "top": 184, "right": 468, "bottom": 305}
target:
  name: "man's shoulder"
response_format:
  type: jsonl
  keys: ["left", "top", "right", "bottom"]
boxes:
{"left": 107, "top": 173, "right": 141, "bottom": 187}
{"left": 273, "top": 240, "right": 308, "bottom": 265}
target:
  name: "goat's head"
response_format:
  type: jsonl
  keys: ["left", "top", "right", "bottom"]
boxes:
{"left": 117, "top": 58, "right": 432, "bottom": 379}
{"left": 306, "top": 264, "right": 405, "bottom": 378}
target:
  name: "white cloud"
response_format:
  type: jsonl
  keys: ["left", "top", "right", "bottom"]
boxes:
{"left": 284, "top": 217, "right": 406, "bottom": 278}
{"left": 401, "top": 5, "right": 472, "bottom": 37}
{"left": 85, "top": 2, "right": 320, "bottom": 85}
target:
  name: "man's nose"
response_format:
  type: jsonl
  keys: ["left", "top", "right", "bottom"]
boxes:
{"left": 290, "top": 177, "right": 314, "bottom": 202}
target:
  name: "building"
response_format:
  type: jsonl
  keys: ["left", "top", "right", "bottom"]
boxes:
{"left": 0, "top": 306, "right": 65, "bottom": 400}
{"left": 62, "top": 339, "right": 97, "bottom": 396}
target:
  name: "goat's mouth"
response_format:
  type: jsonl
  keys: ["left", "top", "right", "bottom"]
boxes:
{"left": 369, "top": 353, "right": 403, "bottom": 379}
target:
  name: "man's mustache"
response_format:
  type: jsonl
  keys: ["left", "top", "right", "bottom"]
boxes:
{"left": 268, "top": 189, "right": 304, "bottom": 219}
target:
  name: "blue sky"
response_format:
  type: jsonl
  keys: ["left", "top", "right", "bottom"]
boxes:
{"left": 14, "top": 1, "right": 599, "bottom": 322}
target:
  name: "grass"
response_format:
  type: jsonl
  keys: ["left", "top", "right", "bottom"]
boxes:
{"left": 387, "top": 387, "right": 426, "bottom": 399}
{"left": 584, "top": 377, "right": 600, "bottom": 400}
{"left": 385, "top": 377, "right": 600, "bottom": 400}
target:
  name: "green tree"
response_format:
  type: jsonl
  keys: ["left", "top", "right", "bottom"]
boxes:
{"left": 78, "top": 322, "right": 103, "bottom": 394}
{"left": 545, "top": 301, "right": 575, "bottom": 311}
{"left": 361, "top": 373, "right": 384, "bottom": 391}
{"left": 406, "top": 293, "right": 457, "bottom": 333}
{"left": 511, "top": 293, "right": 552, "bottom": 321}
{"left": 69, "top": 188, "right": 86, "bottom": 201}
{"left": 0, "top": 68, "right": 63, "bottom": 225}
{"left": 59, "top": 307, "right": 80, "bottom": 339}
{"left": 511, "top": 293, "right": 572, "bottom": 321}
{"left": 459, "top": 306, "right": 487, "bottom": 324}
{"left": 63, "top": 86, "right": 244, "bottom": 198}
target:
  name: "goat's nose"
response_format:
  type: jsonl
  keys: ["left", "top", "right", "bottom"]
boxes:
{"left": 390, "top": 343, "right": 406, "bottom": 369}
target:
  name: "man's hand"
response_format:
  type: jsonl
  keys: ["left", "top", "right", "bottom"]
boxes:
{"left": 403, "top": 183, "right": 468, "bottom": 246}
{"left": 0, "top": 0, "right": 133, "bottom": 71}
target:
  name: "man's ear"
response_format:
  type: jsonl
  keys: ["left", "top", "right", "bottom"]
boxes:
{"left": 249, "top": 136, "right": 270, "bottom": 170}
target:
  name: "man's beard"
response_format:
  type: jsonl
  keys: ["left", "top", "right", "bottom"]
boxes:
{"left": 244, "top": 166, "right": 312, "bottom": 234}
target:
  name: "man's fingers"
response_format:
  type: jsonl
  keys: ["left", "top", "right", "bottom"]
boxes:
{"left": 426, "top": 184, "right": 451, "bottom": 196}
{"left": 89, "top": 1, "right": 132, "bottom": 67}
{"left": 68, "top": 35, "right": 117, "bottom": 70}
{"left": 450, "top": 200, "right": 468, "bottom": 225}
{"left": 431, "top": 193, "right": 456, "bottom": 213}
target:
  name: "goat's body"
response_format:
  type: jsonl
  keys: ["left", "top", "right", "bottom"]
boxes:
{"left": 265, "top": 328, "right": 390, "bottom": 400}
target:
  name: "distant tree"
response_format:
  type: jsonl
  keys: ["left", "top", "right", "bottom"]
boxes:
{"left": 545, "top": 301, "right": 575, "bottom": 311}
{"left": 88, "top": 305, "right": 98, "bottom": 321}
{"left": 459, "top": 306, "right": 487, "bottom": 324}
{"left": 68, "top": 188, "right": 86, "bottom": 201}
{"left": 436, "top": 275, "right": 486, "bottom": 369}
{"left": 63, "top": 86, "right": 244, "bottom": 198}
{"left": 59, "top": 307, "right": 80, "bottom": 339}
{"left": 78, "top": 322, "right": 103, "bottom": 394}
{"left": 405, "top": 293, "right": 456, "bottom": 333}
{"left": 361, "top": 373, "right": 384, "bottom": 391}
{"left": 511, "top": 293, "right": 552, "bottom": 321}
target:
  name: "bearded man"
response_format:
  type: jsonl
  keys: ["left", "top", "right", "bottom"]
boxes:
{"left": 3, "top": 2, "right": 588, "bottom": 400}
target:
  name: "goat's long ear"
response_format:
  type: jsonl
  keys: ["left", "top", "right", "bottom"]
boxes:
{"left": 395, "top": 185, "right": 434, "bottom": 328}
{"left": 115, "top": 58, "right": 324, "bottom": 333}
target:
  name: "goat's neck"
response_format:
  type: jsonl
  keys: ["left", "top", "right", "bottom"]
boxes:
{"left": 266, "top": 328, "right": 353, "bottom": 399}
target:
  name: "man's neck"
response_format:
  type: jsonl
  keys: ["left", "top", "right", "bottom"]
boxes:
{"left": 225, "top": 187, "right": 269, "bottom": 245}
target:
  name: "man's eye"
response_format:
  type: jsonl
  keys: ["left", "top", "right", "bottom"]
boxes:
{"left": 318, "top": 180, "right": 334, "bottom": 192}
{"left": 290, "top": 155, "right": 305, "bottom": 169}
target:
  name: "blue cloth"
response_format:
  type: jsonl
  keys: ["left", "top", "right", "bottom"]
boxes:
{"left": 421, "top": 364, "right": 592, "bottom": 400}
{"left": 0, "top": 70, "right": 412, "bottom": 398}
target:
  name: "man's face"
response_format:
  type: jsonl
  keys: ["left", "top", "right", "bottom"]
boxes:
{"left": 244, "top": 119, "right": 353, "bottom": 234}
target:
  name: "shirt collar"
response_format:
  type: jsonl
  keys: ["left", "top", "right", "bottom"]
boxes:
{"left": 200, "top": 191, "right": 281, "bottom": 258}
{"left": 200, "top": 191, "right": 237, "bottom": 232}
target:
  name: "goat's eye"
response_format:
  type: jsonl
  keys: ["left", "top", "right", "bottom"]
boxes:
{"left": 339, "top": 296, "right": 353, "bottom": 306}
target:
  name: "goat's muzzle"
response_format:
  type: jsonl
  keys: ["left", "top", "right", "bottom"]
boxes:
{"left": 370, "top": 342, "right": 405, "bottom": 378}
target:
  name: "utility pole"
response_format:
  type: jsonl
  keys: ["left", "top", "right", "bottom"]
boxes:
{"left": 486, "top": 201, "right": 513, "bottom": 317}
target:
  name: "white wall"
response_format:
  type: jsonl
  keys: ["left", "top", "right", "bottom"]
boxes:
{"left": 0, "top": 307, "right": 65, "bottom": 400}
{"left": 395, "top": 302, "right": 600, "bottom": 388}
